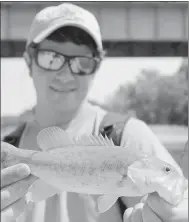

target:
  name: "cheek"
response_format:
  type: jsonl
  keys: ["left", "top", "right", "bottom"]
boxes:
{"left": 32, "top": 65, "right": 53, "bottom": 91}
{"left": 77, "top": 76, "right": 93, "bottom": 92}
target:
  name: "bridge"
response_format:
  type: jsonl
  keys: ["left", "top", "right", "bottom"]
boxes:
{"left": 1, "top": 2, "right": 188, "bottom": 57}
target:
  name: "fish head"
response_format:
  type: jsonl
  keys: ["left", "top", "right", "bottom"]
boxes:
{"left": 127, "top": 156, "right": 188, "bottom": 205}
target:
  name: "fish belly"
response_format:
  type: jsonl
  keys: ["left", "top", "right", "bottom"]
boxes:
{"left": 29, "top": 160, "right": 122, "bottom": 195}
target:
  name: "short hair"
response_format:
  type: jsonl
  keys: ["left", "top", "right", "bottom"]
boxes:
{"left": 25, "top": 26, "right": 105, "bottom": 68}
{"left": 46, "top": 26, "right": 99, "bottom": 57}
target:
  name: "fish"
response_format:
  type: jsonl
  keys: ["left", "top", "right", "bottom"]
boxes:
{"left": 1, "top": 126, "right": 188, "bottom": 213}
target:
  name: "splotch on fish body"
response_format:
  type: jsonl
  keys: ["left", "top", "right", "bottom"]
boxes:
{"left": 1, "top": 126, "right": 188, "bottom": 213}
{"left": 23, "top": 146, "right": 135, "bottom": 194}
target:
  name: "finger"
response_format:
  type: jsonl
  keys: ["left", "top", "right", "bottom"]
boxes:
{"left": 141, "top": 195, "right": 148, "bottom": 203}
{"left": 123, "top": 207, "right": 133, "bottom": 222}
{"left": 1, "top": 164, "right": 31, "bottom": 188}
{"left": 1, "top": 175, "right": 36, "bottom": 210}
{"left": 1, "top": 197, "right": 27, "bottom": 222}
{"left": 146, "top": 192, "right": 173, "bottom": 219}
{"left": 142, "top": 202, "right": 163, "bottom": 222}
{"left": 147, "top": 192, "right": 188, "bottom": 222}
{"left": 130, "top": 203, "right": 143, "bottom": 222}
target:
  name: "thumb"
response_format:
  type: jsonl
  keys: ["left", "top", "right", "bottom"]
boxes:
{"left": 146, "top": 192, "right": 174, "bottom": 219}
{"left": 1, "top": 142, "right": 20, "bottom": 169}
{"left": 146, "top": 192, "right": 189, "bottom": 222}
{"left": 1, "top": 142, "right": 10, "bottom": 169}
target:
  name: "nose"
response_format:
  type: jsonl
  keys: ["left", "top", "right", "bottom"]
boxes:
{"left": 55, "top": 63, "right": 75, "bottom": 83}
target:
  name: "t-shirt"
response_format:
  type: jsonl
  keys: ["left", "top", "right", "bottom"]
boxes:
{"left": 2, "top": 106, "right": 180, "bottom": 222}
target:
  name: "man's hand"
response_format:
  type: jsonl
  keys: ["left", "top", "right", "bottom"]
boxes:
{"left": 124, "top": 192, "right": 188, "bottom": 222}
{"left": 1, "top": 164, "right": 35, "bottom": 221}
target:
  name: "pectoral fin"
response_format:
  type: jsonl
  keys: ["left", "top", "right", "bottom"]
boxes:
{"left": 97, "top": 195, "right": 119, "bottom": 213}
{"left": 26, "top": 180, "right": 61, "bottom": 202}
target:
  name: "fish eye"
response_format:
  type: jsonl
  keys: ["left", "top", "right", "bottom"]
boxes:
{"left": 164, "top": 166, "right": 171, "bottom": 173}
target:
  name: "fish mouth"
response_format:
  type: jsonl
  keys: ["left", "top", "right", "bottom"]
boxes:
{"left": 157, "top": 177, "right": 188, "bottom": 205}
{"left": 172, "top": 178, "right": 188, "bottom": 205}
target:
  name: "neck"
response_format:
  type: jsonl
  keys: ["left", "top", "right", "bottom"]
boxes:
{"left": 33, "top": 103, "right": 79, "bottom": 129}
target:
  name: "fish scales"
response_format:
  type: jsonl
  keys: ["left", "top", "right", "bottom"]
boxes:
{"left": 5, "top": 145, "right": 139, "bottom": 192}
{"left": 46, "top": 146, "right": 138, "bottom": 177}
{"left": 1, "top": 126, "right": 187, "bottom": 212}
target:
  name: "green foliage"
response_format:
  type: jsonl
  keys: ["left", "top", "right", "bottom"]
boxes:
{"left": 128, "top": 59, "right": 188, "bottom": 125}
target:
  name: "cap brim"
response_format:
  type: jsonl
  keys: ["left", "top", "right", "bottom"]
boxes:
{"left": 33, "top": 19, "right": 102, "bottom": 51}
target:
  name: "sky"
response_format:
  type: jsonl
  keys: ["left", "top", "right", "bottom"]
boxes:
{"left": 1, "top": 57, "right": 183, "bottom": 116}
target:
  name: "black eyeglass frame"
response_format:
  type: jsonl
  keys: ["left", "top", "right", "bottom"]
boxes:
{"left": 29, "top": 43, "right": 102, "bottom": 75}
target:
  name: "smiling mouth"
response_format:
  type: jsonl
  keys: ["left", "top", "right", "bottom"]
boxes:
{"left": 50, "top": 86, "right": 76, "bottom": 93}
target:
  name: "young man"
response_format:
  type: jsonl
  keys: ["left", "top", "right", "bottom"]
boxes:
{"left": 1, "top": 3, "right": 188, "bottom": 222}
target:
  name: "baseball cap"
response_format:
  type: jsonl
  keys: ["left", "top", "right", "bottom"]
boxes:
{"left": 25, "top": 3, "right": 103, "bottom": 53}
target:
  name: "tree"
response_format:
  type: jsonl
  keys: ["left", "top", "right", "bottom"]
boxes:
{"left": 128, "top": 62, "right": 188, "bottom": 125}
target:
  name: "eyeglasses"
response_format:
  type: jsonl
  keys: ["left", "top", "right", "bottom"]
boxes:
{"left": 35, "top": 49, "right": 100, "bottom": 75}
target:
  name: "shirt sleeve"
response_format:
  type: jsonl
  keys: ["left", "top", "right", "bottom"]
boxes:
{"left": 120, "top": 117, "right": 182, "bottom": 174}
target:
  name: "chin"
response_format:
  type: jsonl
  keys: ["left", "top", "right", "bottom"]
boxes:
{"left": 50, "top": 96, "right": 80, "bottom": 112}
{"left": 53, "top": 99, "right": 78, "bottom": 110}
{"left": 47, "top": 88, "right": 86, "bottom": 110}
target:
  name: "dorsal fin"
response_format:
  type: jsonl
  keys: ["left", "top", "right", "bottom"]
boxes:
{"left": 37, "top": 126, "right": 74, "bottom": 151}
{"left": 37, "top": 127, "right": 116, "bottom": 151}
{"left": 73, "top": 133, "right": 115, "bottom": 148}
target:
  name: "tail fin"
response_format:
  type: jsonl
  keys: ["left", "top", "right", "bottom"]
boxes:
{"left": 1, "top": 142, "right": 21, "bottom": 169}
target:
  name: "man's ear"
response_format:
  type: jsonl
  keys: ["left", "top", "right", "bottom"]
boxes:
{"left": 23, "top": 51, "right": 32, "bottom": 76}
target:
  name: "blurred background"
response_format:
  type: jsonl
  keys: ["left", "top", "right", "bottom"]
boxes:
{"left": 1, "top": 1, "right": 188, "bottom": 177}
